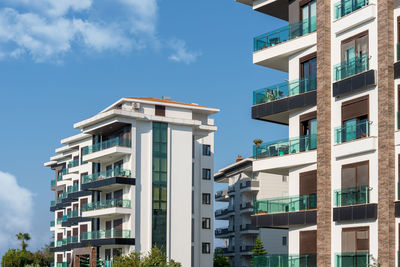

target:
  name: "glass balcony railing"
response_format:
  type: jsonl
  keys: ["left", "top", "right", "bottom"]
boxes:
{"left": 67, "top": 159, "right": 80, "bottom": 168}
{"left": 50, "top": 241, "right": 54, "bottom": 248}
{"left": 334, "top": 0, "right": 369, "bottom": 19}
{"left": 80, "top": 229, "right": 131, "bottom": 240}
{"left": 56, "top": 192, "right": 68, "bottom": 204}
{"left": 254, "top": 16, "right": 317, "bottom": 52}
{"left": 335, "top": 252, "right": 370, "bottom": 267}
{"left": 333, "top": 53, "right": 369, "bottom": 81}
{"left": 50, "top": 220, "right": 55, "bottom": 227}
{"left": 67, "top": 209, "right": 80, "bottom": 218}
{"left": 56, "top": 262, "right": 68, "bottom": 267}
{"left": 334, "top": 120, "right": 371, "bottom": 144}
{"left": 253, "top": 134, "right": 317, "bottom": 159}
{"left": 50, "top": 200, "right": 56, "bottom": 207}
{"left": 82, "top": 199, "right": 131, "bottom": 212}
{"left": 252, "top": 254, "right": 316, "bottom": 267}
{"left": 56, "top": 218, "right": 63, "bottom": 225}
{"left": 82, "top": 137, "right": 131, "bottom": 155}
{"left": 66, "top": 236, "right": 78, "bottom": 244}
{"left": 62, "top": 215, "right": 68, "bottom": 222}
{"left": 254, "top": 194, "right": 317, "bottom": 215}
{"left": 253, "top": 76, "right": 317, "bottom": 105}
{"left": 334, "top": 186, "right": 371, "bottom": 207}
{"left": 67, "top": 184, "right": 79, "bottom": 194}
{"left": 397, "top": 44, "right": 400, "bottom": 62}
{"left": 56, "top": 239, "right": 67, "bottom": 247}
{"left": 82, "top": 168, "right": 131, "bottom": 184}
{"left": 51, "top": 180, "right": 56, "bottom": 186}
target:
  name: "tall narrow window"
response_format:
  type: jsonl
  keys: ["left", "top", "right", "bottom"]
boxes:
{"left": 152, "top": 122, "right": 168, "bottom": 251}
{"left": 340, "top": 95, "right": 369, "bottom": 143}
{"left": 202, "top": 243, "right": 211, "bottom": 254}
{"left": 300, "top": 0, "right": 316, "bottom": 34}
{"left": 300, "top": 111, "right": 317, "bottom": 151}
{"left": 202, "top": 145, "right": 211, "bottom": 156}
{"left": 202, "top": 168, "right": 211, "bottom": 180}
{"left": 202, "top": 193, "right": 211, "bottom": 205}
{"left": 299, "top": 53, "right": 317, "bottom": 94}
{"left": 340, "top": 161, "right": 369, "bottom": 206}
{"left": 202, "top": 218, "right": 211, "bottom": 229}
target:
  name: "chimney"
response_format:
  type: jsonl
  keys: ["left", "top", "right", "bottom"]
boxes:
{"left": 236, "top": 155, "right": 243, "bottom": 162}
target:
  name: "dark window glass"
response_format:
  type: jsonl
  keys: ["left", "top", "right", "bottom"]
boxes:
{"left": 202, "top": 243, "right": 210, "bottom": 254}
{"left": 202, "top": 193, "right": 211, "bottom": 205}
{"left": 202, "top": 168, "right": 211, "bottom": 180}
{"left": 155, "top": 105, "right": 166, "bottom": 116}
{"left": 202, "top": 218, "right": 211, "bottom": 229}
{"left": 202, "top": 145, "right": 211, "bottom": 156}
{"left": 282, "top": 236, "right": 287, "bottom": 246}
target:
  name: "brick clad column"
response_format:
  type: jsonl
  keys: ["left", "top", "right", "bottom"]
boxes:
{"left": 316, "top": 0, "right": 331, "bottom": 265}
{"left": 377, "top": 0, "right": 396, "bottom": 265}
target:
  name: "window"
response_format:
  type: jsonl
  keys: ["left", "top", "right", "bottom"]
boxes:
{"left": 299, "top": 53, "right": 317, "bottom": 93}
{"left": 282, "top": 236, "right": 287, "bottom": 246}
{"left": 282, "top": 176, "right": 288, "bottom": 182}
{"left": 202, "top": 218, "right": 211, "bottom": 229}
{"left": 340, "top": 95, "right": 369, "bottom": 143}
{"left": 202, "top": 145, "right": 211, "bottom": 156}
{"left": 202, "top": 243, "right": 211, "bottom": 254}
{"left": 299, "top": 111, "right": 317, "bottom": 150}
{"left": 202, "top": 168, "right": 211, "bottom": 180}
{"left": 155, "top": 105, "right": 165, "bottom": 116}
{"left": 342, "top": 227, "right": 369, "bottom": 253}
{"left": 341, "top": 31, "right": 368, "bottom": 62}
{"left": 202, "top": 193, "right": 211, "bottom": 205}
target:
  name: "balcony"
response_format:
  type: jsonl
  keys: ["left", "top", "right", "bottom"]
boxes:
{"left": 227, "top": 185, "right": 235, "bottom": 194}
{"left": 81, "top": 229, "right": 131, "bottom": 240}
{"left": 215, "top": 227, "right": 234, "bottom": 238}
{"left": 253, "top": 17, "right": 316, "bottom": 71}
{"left": 239, "top": 224, "right": 258, "bottom": 234}
{"left": 334, "top": 54, "right": 369, "bottom": 82}
{"left": 240, "top": 202, "right": 254, "bottom": 214}
{"left": 335, "top": 252, "right": 370, "bottom": 267}
{"left": 82, "top": 137, "right": 131, "bottom": 163}
{"left": 252, "top": 194, "right": 317, "bottom": 228}
{"left": 81, "top": 168, "right": 134, "bottom": 190}
{"left": 56, "top": 263, "right": 68, "bottom": 267}
{"left": 67, "top": 184, "right": 79, "bottom": 194}
{"left": 67, "top": 159, "right": 79, "bottom": 168}
{"left": 252, "top": 254, "right": 316, "bottom": 266}
{"left": 254, "top": 134, "right": 316, "bottom": 160}
{"left": 335, "top": 120, "right": 370, "bottom": 144}
{"left": 333, "top": 186, "right": 377, "bottom": 222}
{"left": 240, "top": 245, "right": 254, "bottom": 254}
{"left": 215, "top": 206, "right": 235, "bottom": 220}
{"left": 82, "top": 199, "right": 131, "bottom": 218}
{"left": 66, "top": 236, "right": 78, "bottom": 244}
{"left": 51, "top": 180, "right": 56, "bottom": 187}
{"left": 240, "top": 180, "right": 259, "bottom": 192}
{"left": 253, "top": 76, "right": 317, "bottom": 106}
{"left": 56, "top": 239, "right": 67, "bottom": 247}
{"left": 50, "top": 221, "right": 55, "bottom": 227}
{"left": 215, "top": 189, "right": 229, "bottom": 202}
{"left": 334, "top": 0, "right": 369, "bottom": 19}
{"left": 67, "top": 209, "right": 80, "bottom": 219}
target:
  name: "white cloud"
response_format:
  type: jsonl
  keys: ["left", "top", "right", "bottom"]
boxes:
{"left": 0, "top": 171, "right": 34, "bottom": 252}
{"left": 168, "top": 39, "right": 202, "bottom": 65}
{"left": 0, "top": 0, "right": 201, "bottom": 64}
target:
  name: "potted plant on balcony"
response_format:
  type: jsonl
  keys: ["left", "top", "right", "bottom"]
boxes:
{"left": 253, "top": 139, "right": 263, "bottom": 147}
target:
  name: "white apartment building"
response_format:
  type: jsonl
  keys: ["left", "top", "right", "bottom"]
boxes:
{"left": 214, "top": 157, "right": 289, "bottom": 267}
{"left": 45, "top": 97, "right": 219, "bottom": 267}
{"left": 235, "top": 0, "right": 400, "bottom": 266}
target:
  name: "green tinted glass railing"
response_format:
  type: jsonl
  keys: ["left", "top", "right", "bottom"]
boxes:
{"left": 334, "top": 186, "right": 371, "bottom": 207}
{"left": 254, "top": 16, "right": 317, "bottom": 52}
{"left": 80, "top": 229, "right": 131, "bottom": 240}
{"left": 56, "top": 239, "right": 67, "bottom": 247}
{"left": 334, "top": 120, "right": 370, "bottom": 144}
{"left": 50, "top": 242, "right": 54, "bottom": 248}
{"left": 62, "top": 215, "right": 67, "bottom": 222}
{"left": 56, "top": 262, "right": 68, "bottom": 267}
{"left": 67, "top": 209, "right": 80, "bottom": 218}
{"left": 82, "top": 168, "right": 131, "bottom": 184}
{"left": 50, "top": 201, "right": 56, "bottom": 207}
{"left": 66, "top": 236, "right": 78, "bottom": 244}
{"left": 56, "top": 218, "right": 63, "bottom": 225}
{"left": 68, "top": 159, "right": 80, "bottom": 168}
{"left": 254, "top": 194, "right": 317, "bottom": 214}
{"left": 252, "top": 254, "right": 317, "bottom": 267}
{"left": 334, "top": 0, "right": 368, "bottom": 19}
{"left": 333, "top": 53, "right": 369, "bottom": 81}
{"left": 82, "top": 199, "right": 131, "bottom": 212}
{"left": 335, "top": 252, "right": 370, "bottom": 267}
{"left": 253, "top": 134, "right": 317, "bottom": 159}
{"left": 51, "top": 180, "right": 56, "bottom": 186}
{"left": 50, "top": 221, "right": 55, "bottom": 227}
{"left": 67, "top": 184, "right": 79, "bottom": 194}
{"left": 253, "top": 76, "right": 317, "bottom": 105}
{"left": 82, "top": 137, "right": 131, "bottom": 155}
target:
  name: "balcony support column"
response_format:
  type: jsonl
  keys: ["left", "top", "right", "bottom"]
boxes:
{"left": 377, "top": 0, "right": 396, "bottom": 265}
{"left": 316, "top": 0, "right": 331, "bottom": 265}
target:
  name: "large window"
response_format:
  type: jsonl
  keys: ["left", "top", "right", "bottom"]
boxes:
{"left": 342, "top": 227, "right": 369, "bottom": 253}
{"left": 301, "top": 0, "right": 316, "bottom": 34}
{"left": 300, "top": 111, "right": 317, "bottom": 150}
{"left": 341, "top": 31, "right": 368, "bottom": 63}
{"left": 152, "top": 122, "right": 168, "bottom": 251}
{"left": 300, "top": 53, "right": 317, "bottom": 93}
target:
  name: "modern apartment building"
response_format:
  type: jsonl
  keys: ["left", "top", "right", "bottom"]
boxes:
{"left": 234, "top": 0, "right": 400, "bottom": 266}
{"left": 44, "top": 97, "right": 219, "bottom": 267}
{"left": 214, "top": 157, "right": 289, "bottom": 267}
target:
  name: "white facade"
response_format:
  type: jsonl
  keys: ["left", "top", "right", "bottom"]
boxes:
{"left": 214, "top": 158, "right": 289, "bottom": 267}
{"left": 45, "top": 97, "right": 219, "bottom": 267}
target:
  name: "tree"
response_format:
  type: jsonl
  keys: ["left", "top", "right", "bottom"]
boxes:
{"left": 16, "top": 233, "right": 31, "bottom": 251}
{"left": 252, "top": 236, "right": 267, "bottom": 255}
{"left": 213, "top": 249, "right": 230, "bottom": 267}
{"left": 112, "top": 246, "right": 181, "bottom": 267}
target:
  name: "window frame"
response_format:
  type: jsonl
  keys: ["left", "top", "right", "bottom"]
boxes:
{"left": 202, "top": 168, "right": 211, "bottom": 180}
{"left": 202, "top": 193, "right": 211, "bottom": 205}
{"left": 202, "top": 145, "right": 211, "bottom": 156}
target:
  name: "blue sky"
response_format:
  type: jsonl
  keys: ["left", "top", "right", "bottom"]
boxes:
{"left": 0, "top": 0, "right": 288, "bottom": 254}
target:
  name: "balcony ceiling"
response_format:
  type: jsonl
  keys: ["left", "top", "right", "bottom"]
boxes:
{"left": 254, "top": 0, "right": 289, "bottom": 21}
